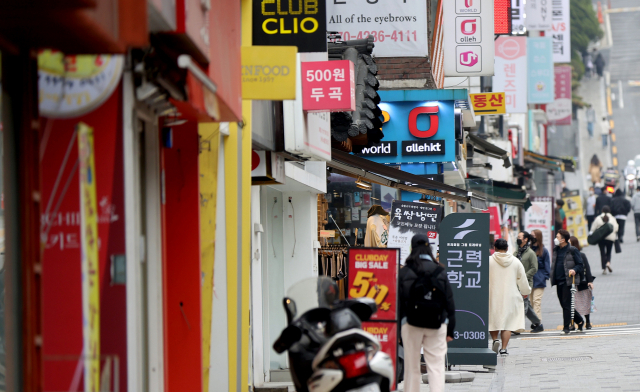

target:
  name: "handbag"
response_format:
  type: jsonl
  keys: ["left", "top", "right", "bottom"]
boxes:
{"left": 587, "top": 222, "right": 613, "bottom": 245}
{"left": 615, "top": 239, "right": 622, "bottom": 253}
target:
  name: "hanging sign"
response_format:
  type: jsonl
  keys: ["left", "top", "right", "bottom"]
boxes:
{"left": 470, "top": 92, "right": 506, "bottom": 115}
{"left": 387, "top": 200, "right": 441, "bottom": 265}
{"left": 546, "top": 65, "right": 572, "bottom": 125}
{"left": 525, "top": 0, "right": 552, "bottom": 30}
{"left": 241, "top": 46, "right": 298, "bottom": 100}
{"left": 527, "top": 37, "right": 554, "bottom": 104}
{"left": 546, "top": 0, "right": 571, "bottom": 63}
{"left": 493, "top": 36, "right": 528, "bottom": 113}
{"left": 511, "top": 0, "right": 525, "bottom": 34}
{"left": 301, "top": 60, "right": 355, "bottom": 112}
{"left": 252, "top": 0, "right": 327, "bottom": 52}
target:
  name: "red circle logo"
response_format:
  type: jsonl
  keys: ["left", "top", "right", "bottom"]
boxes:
{"left": 252, "top": 151, "right": 261, "bottom": 171}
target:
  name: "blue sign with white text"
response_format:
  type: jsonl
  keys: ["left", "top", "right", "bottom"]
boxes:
{"left": 527, "top": 37, "right": 554, "bottom": 104}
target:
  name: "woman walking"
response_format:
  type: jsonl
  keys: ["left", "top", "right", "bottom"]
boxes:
{"left": 591, "top": 205, "right": 619, "bottom": 274}
{"left": 570, "top": 236, "right": 596, "bottom": 330}
{"left": 399, "top": 234, "right": 456, "bottom": 392}
{"left": 530, "top": 230, "right": 551, "bottom": 330}
{"left": 589, "top": 154, "right": 602, "bottom": 186}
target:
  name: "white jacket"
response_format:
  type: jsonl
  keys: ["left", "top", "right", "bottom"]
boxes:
{"left": 591, "top": 213, "right": 619, "bottom": 242}
{"left": 488, "top": 252, "right": 531, "bottom": 332}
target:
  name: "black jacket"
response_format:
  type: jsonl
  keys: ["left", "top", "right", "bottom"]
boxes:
{"left": 578, "top": 252, "right": 595, "bottom": 291}
{"left": 595, "top": 194, "right": 611, "bottom": 216}
{"left": 399, "top": 258, "right": 456, "bottom": 337}
{"left": 611, "top": 190, "right": 631, "bottom": 216}
{"left": 551, "top": 245, "right": 584, "bottom": 286}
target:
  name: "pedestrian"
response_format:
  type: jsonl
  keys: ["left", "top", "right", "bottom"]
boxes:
{"left": 555, "top": 199, "right": 567, "bottom": 236}
{"left": 611, "top": 189, "right": 631, "bottom": 242}
{"left": 601, "top": 117, "right": 610, "bottom": 148}
{"left": 584, "top": 52, "right": 594, "bottom": 79}
{"left": 399, "top": 234, "right": 455, "bottom": 392}
{"left": 632, "top": 186, "right": 640, "bottom": 242}
{"left": 591, "top": 206, "right": 618, "bottom": 274}
{"left": 589, "top": 154, "right": 603, "bottom": 187}
{"left": 595, "top": 186, "right": 612, "bottom": 216}
{"left": 514, "top": 231, "right": 543, "bottom": 333}
{"left": 551, "top": 229, "right": 585, "bottom": 333}
{"left": 531, "top": 229, "right": 551, "bottom": 327}
{"left": 586, "top": 105, "right": 596, "bottom": 137}
{"left": 595, "top": 52, "right": 606, "bottom": 78}
{"left": 586, "top": 186, "right": 597, "bottom": 230}
{"left": 569, "top": 236, "right": 596, "bottom": 330}
{"left": 489, "top": 239, "right": 531, "bottom": 356}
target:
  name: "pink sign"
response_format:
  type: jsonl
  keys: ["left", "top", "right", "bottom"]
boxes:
{"left": 546, "top": 65, "right": 572, "bottom": 125}
{"left": 301, "top": 60, "right": 355, "bottom": 113}
{"left": 493, "top": 36, "right": 528, "bottom": 113}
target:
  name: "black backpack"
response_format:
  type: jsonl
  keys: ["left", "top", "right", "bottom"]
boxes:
{"left": 406, "top": 266, "right": 447, "bottom": 329}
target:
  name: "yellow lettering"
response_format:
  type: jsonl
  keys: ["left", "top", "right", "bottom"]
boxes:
{"left": 294, "top": 18, "right": 298, "bottom": 33}
{"left": 262, "top": 19, "right": 278, "bottom": 34}
{"left": 261, "top": 0, "right": 275, "bottom": 15}
{"left": 289, "top": 0, "right": 303, "bottom": 14}
{"left": 300, "top": 17, "right": 318, "bottom": 33}
{"left": 277, "top": 0, "right": 288, "bottom": 15}
{"left": 280, "top": 18, "right": 292, "bottom": 34}
{"left": 304, "top": 0, "right": 318, "bottom": 14}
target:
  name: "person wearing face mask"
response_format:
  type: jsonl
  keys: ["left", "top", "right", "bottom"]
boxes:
{"left": 551, "top": 230, "right": 585, "bottom": 333}
{"left": 514, "top": 231, "right": 542, "bottom": 332}
{"left": 531, "top": 230, "right": 551, "bottom": 328}
{"left": 586, "top": 187, "right": 597, "bottom": 231}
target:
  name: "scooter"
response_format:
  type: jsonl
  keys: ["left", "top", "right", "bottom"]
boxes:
{"left": 273, "top": 277, "right": 394, "bottom": 392}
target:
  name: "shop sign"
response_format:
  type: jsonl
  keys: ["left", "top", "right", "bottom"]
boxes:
{"left": 441, "top": 213, "right": 495, "bottom": 366}
{"left": 443, "top": 0, "right": 495, "bottom": 76}
{"left": 511, "top": 0, "right": 525, "bottom": 34}
{"left": 524, "top": 196, "right": 554, "bottom": 260}
{"left": 364, "top": 100, "right": 455, "bottom": 164}
{"left": 301, "top": 60, "right": 355, "bottom": 112}
{"left": 326, "top": 0, "right": 428, "bottom": 57}
{"left": 562, "top": 190, "right": 588, "bottom": 247}
{"left": 38, "top": 51, "right": 124, "bottom": 119}
{"left": 355, "top": 141, "right": 398, "bottom": 157}
{"left": 469, "top": 92, "right": 506, "bottom": 115}
{"left": 241, "top": 46, "right": 298, "bottom": 100}
{"left": 545, "top": 0, "right": 571, "bottom": 63}
{"left": 362, "top": 321, "right": 398, "bottom": 391}
{"left": 493, "top": 36, "right": 527, "bottom": 113}
{"left": 347, "top": 247, "right": 399, "bottom": 321}
{"left": 251, "top": 150, "right": 286, "bottom": 185}
{"left": 527, "top": 37, "right": 554, "bottom": 104}
{"left": 387, "top": 201, "right": 441, "bottom": 265}
{"left": 546, "top": 65, "right": 572, "bottom": 125}
{"left": 252, "top": 0, "right": 327, "bottom": 53}
{"left": 525, "top": 0, "right": 552, "bottom": 31}
{"left": 487, "top": 206, "right": 502, "bottom": 240}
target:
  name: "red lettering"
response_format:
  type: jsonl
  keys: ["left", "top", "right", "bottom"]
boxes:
{"left": 408, "top": 106, "right": 439, "bottom": 138}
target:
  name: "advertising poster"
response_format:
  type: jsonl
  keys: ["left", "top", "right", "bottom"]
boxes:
{"left": 440, "top": 213, "right": 495, "bottom": 366}
{"left": 562, "top": 190, "right": 589, "bottom": 247}
{"left": 348, "top": 248, "right": 399, "bottom": 321}
{"left": 527, "top": 37, "right": 555, "bottom": 104}
{"left": 362, "top": 321, "right": 398, "bottom": 388}
{"left": 546, "top": 65, "right": 572, "bottom": 125}
{"left": 494, "top": 36, "right": 528, "bottom": 113}
{"left": 546, "top": 0, "right": 571, "bottom": 63}
{"left": 326, "top": 0, "right": 428, "bottom": 57}
{"left": 524, "top": 196, "right": 555, "bottom": 259}
{"left": 387, "top": 201, "right": 442, "bottom": 264}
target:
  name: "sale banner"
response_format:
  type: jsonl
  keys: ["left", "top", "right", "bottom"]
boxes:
{"left": 362, "top": 321, "right": 397, "bottom": 388}
{"left": 348, "top": 248, "right": 399, "bottom": 321}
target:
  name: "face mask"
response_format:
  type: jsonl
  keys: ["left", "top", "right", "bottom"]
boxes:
{"left": 517, "top": 239, "right": 523, "bottom": 246}
{"left": 554, "top": 238, "right": 560, "bottom": 246}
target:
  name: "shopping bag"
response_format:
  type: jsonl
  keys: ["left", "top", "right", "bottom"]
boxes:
{"left": 615, "top": 239, "right": 622, "bottom": 254}
{"left": 591, "top": 295, "right": 597, "bottom": 313}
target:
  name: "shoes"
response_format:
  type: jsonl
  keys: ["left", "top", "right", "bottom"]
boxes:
{"left": 603, "top": 268, "right": 608, "bottom": 275}
{"left": 577, "top": 322, "right": 585, "bottom": 332}
{"left": 512, "top": 331, "right": 521, "bottom": 335}
{"left": 420, "top": 363, "right": 427, "bottom": 374}
{"left": 637, "top": 236, "right": 639, "bottom": 242}
{"left": 606, "top": 262, "right": 613, "bottom": 273}
{"left": 620, "top": 238, "right": 624, "bottom": 243}
{"left": 563, "top": 329, "right": 571, "bottom": 334}
{"left": 499, "top": 349, "right": 508, "bottom": 356}
{"left": 569, "top": 324, "right": 576, "bottom": 331}
{"left": 531, "top": 324, "right": 544, "bottom": 333}
{"left": 530, "top": 323, "right": 535, "bottom": 330}
{"left": 586, "top": 323, "right": 593, "bottom": 330}
{"left": 492, "top": 340, "right": 500, "bottom": 353}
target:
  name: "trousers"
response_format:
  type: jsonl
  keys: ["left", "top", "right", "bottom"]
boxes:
{"left": 636, "top": 213, "right": 640, "bottom": 238}
{"left": 402, "top": 323, "right": 447, "bottom": 392}
{"left": 524, "top": 296, "right": 541, "bottom": 325}
{"left": 531, "top": 288, "right": 545, "bottom": 321}
{"left": 598, "top": 240, "right": 614, "bottom": 269}
{"left": 556, "top": 284, "right": 584, "bottom": 330}
{"left": 587, "top": 215, "right": 595, "bottom": 231}
{"left": 618, "top": 219, "right": 626, "bottom": 241}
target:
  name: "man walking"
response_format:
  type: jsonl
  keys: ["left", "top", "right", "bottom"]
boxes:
{"left": 586, "top": 105, "right": 596, "bottom": 138}
{"left": 586, "top": 186, "right": 597, "bottom": 231}
{"left": 551, "top": 230, "right": 585, "bottom": 333}
{"left": 595, "top": 187, "right": 612, "bottom": 216}
{"left": 514, "top": 231, "right": 543, "bottom": 332}
{"left": 611, "top": 189, "right": 631, "bottom": 242}
{"left": 631, "top": 186, "right": 640, "bottom": 242}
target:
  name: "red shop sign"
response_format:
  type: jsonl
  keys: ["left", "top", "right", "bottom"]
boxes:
{"left": 362, "top": 321, "right": 397, "bottom": 389}
{"left": 348, "top": 248, "right": 399, "bottom": 322}
{"left": 301, "top": 60, "right": 355, "bottom": 112}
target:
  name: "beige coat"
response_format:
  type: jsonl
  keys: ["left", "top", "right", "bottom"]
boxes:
{"left": 364, "top": 214, "right": 389, "bottom": 247}
{"left": 591, "top": 213, "right": 619, "bottom": 242}
{"left": 489, "top": 252, "right": 531, "bottom": 332}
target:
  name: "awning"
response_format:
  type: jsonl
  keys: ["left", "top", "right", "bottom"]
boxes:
{"left": 467, "top": 134, "right": 512, "bottom": 168}
{"left": 329, "top": 149, "right": 471, "bottom": 203}
{"left": 524, "top": 150, "right": 566, "bottom": 172}
{"left": 466, "top": 175, "right": 532, "bottom": 210}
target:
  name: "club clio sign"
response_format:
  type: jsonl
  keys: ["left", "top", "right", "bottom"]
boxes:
{"left": 444, "top": 0, "right": 494, "bottom": 76}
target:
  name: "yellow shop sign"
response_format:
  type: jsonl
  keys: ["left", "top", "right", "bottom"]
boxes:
{"left": 241, "top": 46, "right": 297, "bottom": 100}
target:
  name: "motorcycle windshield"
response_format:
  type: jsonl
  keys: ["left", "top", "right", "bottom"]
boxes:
{"left": 286, "top": 277, "right": 339, "bottom": 320}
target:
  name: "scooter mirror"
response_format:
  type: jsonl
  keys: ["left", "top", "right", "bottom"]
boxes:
{"left": 283, "top": 297, "right": 297, "bottom": 324}
{"left": 273, "top": 325, "right": 302, "bottom": 354}
{"left": 348, "top": 297, "right": 377, "bottom": 321}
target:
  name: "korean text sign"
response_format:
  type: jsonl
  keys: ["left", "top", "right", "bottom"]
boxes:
{"left": 493, "top": 36, "right": 527, "bottom": 113}
{"left": 241, "top": 46, "right": 297, "bottom": 100}
{"left": 511, "top": 0, "right": 525, "bottom": 34}
{"left": 362, "top": 321, "right": 398, "bottom": 390}
{"left": 348, "top": 248, "right": 399, "bottom": 321}
{"left": 387, "top": 200, "right": 441, "bottom": 264}
{"left": 527, "top": 37, "right": 554, "bottom": 104}
{"left": 524, "top": 197, "right": 555, "bottom": 260}
{"left": 562, "top": 190, "right": 589, "bottom": 247}
{"left": 252, "top": 0, "right": 327, "bottom": 52}
{"left": 470, "top": 93, "right": 506, "bottom": 115}
{"left": 441, "top": 213, "right": 491, "bottom": 350}
{"left": 301, "top": 60, "right": 355, "bottom": 112}
{"left": 326, "top": 0, "right": 428, "bottom": 57}
{"left": 546, "top": 0, "right": 571, "bottom": 63}
{"left": 546, "top": 65, "right": 572, "bottom": 125}
{"left": 525, "top": 0, "right": 552, "bottom": 30}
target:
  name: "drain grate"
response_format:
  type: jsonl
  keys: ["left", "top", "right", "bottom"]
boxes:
{"left": 541, "top": 356, "right": 592, "bottom": 362}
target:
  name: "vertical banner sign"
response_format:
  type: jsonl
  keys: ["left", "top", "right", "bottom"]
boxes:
{"left": 348, "top": 248, "right": 399, "bottom": 389}
{"left": 511, "top": 0, "right": 525, "bottom": 34}
{"left": 77, "top": 122, "right": 100, "bottom": 392}
{"left": 494, "top": 36, "right": 528, "bottom": 113}
{"left": 301, "top": 60, "right": 355, "bottom": 112}
{"left": 527, "top": 37, "right": 554, "bottom": 104}
{"left": 487, "top": 206, "right": 502, "bottom": 240}
{"left": 443, "top": 0, "right": 495, "bottom": 76}
{"left": 546, "top": 66, "right": 573, "bottom": 125}
{"left": 562, "top": 190, "right": 589, "bottom": 247}
{"left": 326, "top": 0, "right": 429, "bottom": 57}
{"left": 524, "top": 196, "right": 555, "bottom": 260}
{"left": 441, "top": 213, "right": 496, "bottom": 366}
{"left": 525, "top": 0, "right": 552, "bottom": 30}
{"left": 387, "top": 201, "right": 441, "bottom": 264}
{"left": 546, "top": 0, "right": 571, "bottom": 63}
{"left": 252, "top": 0, "right": 327, "bottom": 52}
